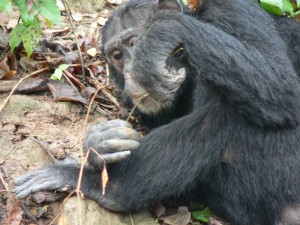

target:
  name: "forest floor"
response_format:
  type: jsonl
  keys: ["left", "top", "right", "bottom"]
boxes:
{"left": 0, "top": 1, "right": 227, "bottom": 225}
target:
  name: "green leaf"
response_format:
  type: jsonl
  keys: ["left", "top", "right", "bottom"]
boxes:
{"left": 13, "top": 0, "right": 35, "bottom": 26}
{"left": 45, "top": 18, "right": 52, "bottom": 28}
{"left": 5, "top": 2, "right": 12, "bottom": 13}
{"left": 260, "top": 0, "right": 283, "bottom": 15}
{"left": 53, "top": 69, "right": 63, "bottom": 80}
{"left": 58, "top": 64, "right": 69, "bottom": 71}
{"left": 297, "top": 0, "right": 300, "bottom": 8}
{"left": 50, "top": 74, "right": 59, "bottom": 80}
{"left": 0, "top": 0, "right": 12, "bottom": 13}
{"left": 38, "top": 0, "right": 61, "bottom": 25}
{"left": 282, "top": 0, "right": 294, "bottom": 14}
{"left": 182, "top": 0, "right": 188, "bottom": 6}
{"left": 9, "top": 23, "right": 26, "bottom": 53}
{"left": 51, "top": 64, "right": 69, "bottom": 80}
{"left": 21, "top": 17, "right": 42, "bottom": 57}
{"left": 260, "top": 0, "right": 295, "bottom": 15}
{"left": 191, "top": 208, "right": 211, "bottom": 223}
{"left": 12, "top": 0, "right": 23, "bottom": 6}
{"left": 294, "top": 10, "right": 300, "bottom": 16}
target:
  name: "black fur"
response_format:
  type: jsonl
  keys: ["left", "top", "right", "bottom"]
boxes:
{"left": 275, "top": 16, "right": 300, "bottom": 73}
{"left": 102, "top": 0, "right": 300, "bottom": 129}
{"left": 14, "top": 1, "right": 300, "bottom": 225}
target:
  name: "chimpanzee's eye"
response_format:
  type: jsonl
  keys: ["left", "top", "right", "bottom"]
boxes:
{"left": 112, "top": 50, "right": 123, "bottom": 61}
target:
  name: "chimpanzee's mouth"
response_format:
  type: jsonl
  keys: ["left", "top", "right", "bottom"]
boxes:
{"left": 131, "top": 92, "right": 149, "bottom": 101}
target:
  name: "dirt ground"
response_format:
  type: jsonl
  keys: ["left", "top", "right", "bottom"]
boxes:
{"left": 0, "top": 93, "right": 94, "bottom": 223}
{"left": 0, "top": 93, "right": 157, "bottom": 225}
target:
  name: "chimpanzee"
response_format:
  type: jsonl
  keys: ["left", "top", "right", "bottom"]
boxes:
{"left": 101, "top": 0, "right": 300, "bottom": 127}
{"left": 102, "top": 0, "right": 300, "bottom": 88}
{"left": 275, "top": 16, "right": 300, "bottom": 73}
{"left": 14, "top": 0, "right": 300, "bottom": 225}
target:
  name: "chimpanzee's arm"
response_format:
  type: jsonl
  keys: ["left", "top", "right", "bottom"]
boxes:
{"left": 133, "top": 13, "right": 300, "bottom": 126}
{"left": 14, "top": 105, "right": 226, "bottom": 211}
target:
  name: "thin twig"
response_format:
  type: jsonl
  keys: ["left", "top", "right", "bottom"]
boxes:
{"left": 63, "top": 70, "right": 85, "bottom": 90}
{"left": 0, "top": 67, "right": 49, "bottom": 113}
{"left": 61, "top": 0, "right": 85, "bottom": 77}
{"left": 0, "top": 171, "right": 11, "bottom": 198}
{"left": 75, "top": 87, "right": 102, "bottom": 225}
{"left": 126, "top": 94, "right": 149, "bottom": 122}
{"left": 82, "top": 147, "right": 108, "bottom": 195}
{"left": 62, "top": 73, "right": 78, "bottom": 90}
{"left": 76, "top": 148, "right": 91, "bottom": 195}
{"left": 129, "top": 213, "right": 135, "bottom": 225}
{"left": 76, "top": 88, "right": 103, "bottom": 191}
{"left": 126, "top": 104, "right": 139, "bottom": 122}
{"left": 87, "top": 67, "right": 120, "bottom": 108}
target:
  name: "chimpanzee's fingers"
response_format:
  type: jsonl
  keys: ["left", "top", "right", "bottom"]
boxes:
{"left": 14, "top": 171, "right": 37, "bottom": 186}
{"left": 91, "top": 127, "right": 141, "bottom": 141}
{"left": 14, "top": 165, "right": 71, "bottom": 199}
{"left": 84, "top": 127, "right": 141, "bottom": 152}
{"left": 102, "top": 151, "right": 131, "bottom": 163}
{"left": 102, "top": 139, "right": 140, "bottom": 152}
{"left": 87, "top": 151, "right": 132, "bottom": 168}
{"left": 14, "top": 175, "right": 43, "bottom": 196}
{"left": 87, "top": 119, "right": 132, "bottom": 135}
{"left": 16, "top": 181, "right": 63, "bottom": 199}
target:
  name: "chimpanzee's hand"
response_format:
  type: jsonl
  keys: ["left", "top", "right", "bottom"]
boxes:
{"left": 14, "top": 163, "right": 80, "bottom": 199}
{"left": 84, "top": 119, "right": 141, "bottom": 170}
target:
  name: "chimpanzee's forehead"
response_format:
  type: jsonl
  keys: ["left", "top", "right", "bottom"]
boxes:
{"left": 102, "top": 27, "right": 140, "bottom": 54}
{"left": 101, "top": 0, "right": 156, "bottom": 46}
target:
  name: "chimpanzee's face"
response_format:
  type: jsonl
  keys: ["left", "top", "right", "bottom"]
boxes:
{"left": 102, "top": 2, "right": 188, "bottom": 115}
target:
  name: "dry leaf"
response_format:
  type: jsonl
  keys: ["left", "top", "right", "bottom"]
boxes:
{"left": 87, "top": 48, "right": 97, "bottom": 57}
{"left": 0, "top": 58, "right": 17, "bottom": 80}
{"left": 154, "top": 202, "right": 166, "bottom": 218}
{"left": 98, "top": 17, "right": 108, "bottom": 26}
{"left": 7, "top": 18, "right": 18, "bottom": 29}
{"left": 16, "top": 78, "right": 49, "bottom": 94}
{"left": 106, "top": 0, "right": 125, "bottom": 5}
{"left": 102, "top": 165, "right": 109, "bottom": 195}
{"left": 188, "top": 0, "right": 202, "bottom": 12}
{"left": 161, "top": 207, "right": 191, "bottom": 225}
{"left": 48, "top": 81, "right": 88, "bottom": 105}
{"left": 7, "top": 201, "right": 24, "bottom": 225}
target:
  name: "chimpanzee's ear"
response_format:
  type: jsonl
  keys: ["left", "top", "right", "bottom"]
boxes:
{"left": 157, "top": 0, "right": 183, "bottom": 12}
